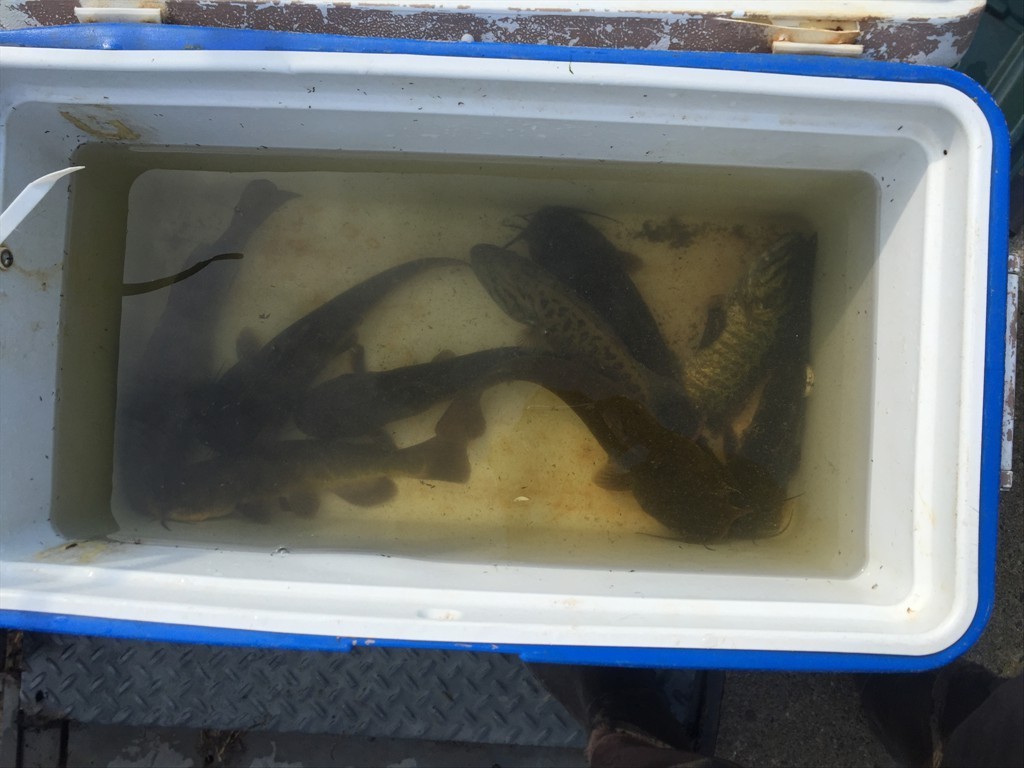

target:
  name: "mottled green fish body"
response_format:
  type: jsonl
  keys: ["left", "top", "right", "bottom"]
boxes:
{"left": 683, "top": 233, "right": 816, "bottom": 425}
{"left": 470, "top": 244, "right": 699, "bottom": 437}
{"left": 515, "top": 206, "right": 682, "bottom": 380}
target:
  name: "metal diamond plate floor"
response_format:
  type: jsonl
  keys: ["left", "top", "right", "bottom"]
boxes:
{"left": 17, "top": 633, "right": 587, "bottom": 748}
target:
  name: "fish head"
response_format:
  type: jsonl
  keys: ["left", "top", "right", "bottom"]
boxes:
{"left": 592, "top": 397, "right": 747, "bottom": 543}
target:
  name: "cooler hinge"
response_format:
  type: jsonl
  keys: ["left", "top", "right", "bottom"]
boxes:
{"left": 74, "top": 1, "right": 165, "bottom": 24}
{"left": 723, "top": 17, "right": 863, "bottom": 57}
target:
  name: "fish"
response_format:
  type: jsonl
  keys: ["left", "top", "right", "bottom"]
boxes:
{"left": 296, "top": 348, "right": 759, "bottom": 543}
{"left": 152, "top": 390, "right": 486, "bottom": 523}
{"left": 724, "top": 244, "right": 815, "bottom": 539}
{"left": 294, "top": 346, "right": 639, "bottom": 440}
{"left": 117, "top": 179, "right": 298, "bottom": 512}
{"left": 559, "top": 393, "right": 764, "bottom": 543}
{"left": 512, "top": 206, "right": 682, "bottom": 380}
{"left": 296, "top": 347, "right": 533, "bottom": 439}
{"left": 193, "top": 257, "right": 466, "bottom": 454}
{"left": 469, "top": 244, "right": 700, "bottom": 437}
{"left": 682, "top": 233, "right": 816, "bottom": 427}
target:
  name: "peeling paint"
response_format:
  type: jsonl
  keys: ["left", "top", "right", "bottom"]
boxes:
{"left": 0, "top": 2, "right": 981, "bottom": 66}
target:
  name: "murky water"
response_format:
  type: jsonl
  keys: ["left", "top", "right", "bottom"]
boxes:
{"left": 52, "top": 144, "right": 876, "bottom": 572}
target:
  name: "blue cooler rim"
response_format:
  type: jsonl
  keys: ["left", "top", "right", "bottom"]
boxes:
{"left": 0, "top": 24, "right": 1011, "bottom": 672}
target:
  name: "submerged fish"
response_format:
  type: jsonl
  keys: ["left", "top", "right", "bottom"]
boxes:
{"left": 725, "top": 245, "right": 815, "bottom": 539}
{"left": 118, "top": 179, "right": 298, "bottom": 512}
{"left": 469, "top": 244, "right": 700, "bottom": 437}
{"left": 513, "top": 206, "right": 682, "bottom": 380}
{"left": 153, "top": 391, "right": 485, "bottom": 523}
{"left": 682, "top": 233, "right": 816, "bottom": 426}
{"left": 295, "top": 346, "right": 637, "bottom": 440}
{"left": 297, "top": 348, "right": 762, "bottom": 543}
{"left": 194, "top": 257, "right": 465, "bottom": 454}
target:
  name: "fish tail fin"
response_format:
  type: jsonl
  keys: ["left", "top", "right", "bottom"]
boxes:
{"left": 411, "top": 390, "right": 486, "bottom": 483}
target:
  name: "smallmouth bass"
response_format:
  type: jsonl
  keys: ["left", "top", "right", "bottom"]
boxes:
{"left": 683, "top": 233, "right": 816, "bottom": 426}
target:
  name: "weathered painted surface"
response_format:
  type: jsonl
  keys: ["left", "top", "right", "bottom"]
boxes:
{"left": 1, "top": 1, "right": 982, "bottom": 66}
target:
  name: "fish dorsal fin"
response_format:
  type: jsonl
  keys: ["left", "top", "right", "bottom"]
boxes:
{"left": 432, "top": 349, "right": 456, "bottom": 363}
{"left": 334, "top": 477, "right": 397, "bottom": 507}
{"left": 236, "top": 328, "right": 262, "bottom": 361}
{"left": 593, "top": 460, "right": 634, "bottom": 491}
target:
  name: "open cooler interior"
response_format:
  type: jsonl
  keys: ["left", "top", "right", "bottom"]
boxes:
{"left": 0, "top": 49, "right": 991, "bottom": 655}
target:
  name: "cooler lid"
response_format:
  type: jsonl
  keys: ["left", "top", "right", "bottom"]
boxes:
{"left": 1, "top": 0, "right": 987, "bottom": 66}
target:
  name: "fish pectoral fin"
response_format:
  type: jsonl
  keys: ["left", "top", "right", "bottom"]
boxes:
{"left": 435, "top": 391, "right": 487, "bottom": 441}
{"left": 236, "top": 499, "right": 276, "bottom": 523}
{"left": 593, "top": 461, "right": 634, "bottom": 492}
{"left": 236, "top": 328, "right": 262, "bottom": 361}
{"left": 333, "top": 477, "right": 397, "bottom": 507}
{"left": 697, "top": 299, "right": 728, "bottom": 349}
{"left": 281, "top": 491, "right": 321, "bottom": 518}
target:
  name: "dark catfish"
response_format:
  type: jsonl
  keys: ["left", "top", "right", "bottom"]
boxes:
{"left": 194, "top": 257, "right": 465, "bottom": 453}
{"left": 294, "top": 346, "right": 637, "bottom": 440}
{"left": 296, "top": 348, "right": 761, "bottom": 543}
{"left": 152, "top": 389, "right": 485, "bottom": 523}
{"left": 117, "top": 180, "right": 297, "bottom": 511}
{"left": 513, "top": 206, "right": 682, "bottom": 380}
{"left": 470, "top": 244, "right": 699, "bottom": 437}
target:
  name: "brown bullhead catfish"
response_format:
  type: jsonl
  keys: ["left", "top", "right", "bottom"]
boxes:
{"left": 294, "top": 346, "right": 636, "bottom": 440}
{"left": 682, "top": 233, "right": 816, "bottom": 427}
{"left": 194, "top": 257, "right": 465, "bottom": 454}
{"left": 152, "top": 391, "right": 485, "bottom": 523}
{"left": 117, "top": 180, "right": 297, "bottom": 512}
{"left": 512, "top": 206, "right": 682, "bottom": 380}
{"left": 567, "top": 394, "right": 773, "bottom": 544}
{"left": 295, "top": 348, "right": 766, "bottom": 543}
{"left": 469, "top": 244, "right": 700, "bottom": 437}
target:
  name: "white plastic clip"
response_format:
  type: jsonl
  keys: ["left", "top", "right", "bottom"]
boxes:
{"left": 74, "top": 1, "right": 164, "bottom": 24}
